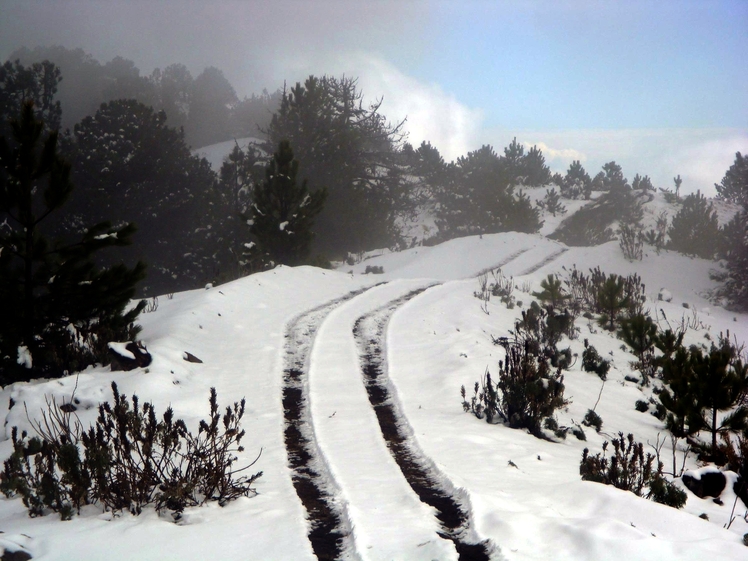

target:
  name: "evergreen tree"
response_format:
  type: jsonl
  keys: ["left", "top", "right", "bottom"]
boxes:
{"left": 715, "top": 152, "right": 748, "bottom": 207}
{"left": 563, "top": 160, "right": 592, "bottom": 199}
{"left": 522, "top": 145, "right": 552, "bottom": 187}
{"left": 187, "top": 66, "right": 237, "bottom": 148}
{"left": 691, "top": 339, "right": 748, "bottom": 451}
{"left": 435, "top": 144, "right": 542, "bottom": 237}
{"left": 67, "top": 99, "right": 220, "bottom": 295}
{"left": 247, "top": 141, "right": 326, "bottom": 266}
{"left": 659, "top": 336, "right": 748, "bottom": 451}
{"left": 667, "top": 191, "right": 719, "bottom": 259}
{"left": 0, "top": 102, "right": 146, "bottom": 382}
{"left": 0, "top": 59, "right": 62, "bottom": 139}
{"left": 264, "top": 75, "right": 408, "bottom": 257}
{"left": 632, "top": 174, "right": 654, "bottom": 192}
{"left": 715, "top": 209, "right": 748, "bottom": 311}
{"left": 532, "top": 274, "right": 569, "bottom": 309}
{"left": 597, "top": 276, "right": 631, "bottom": 331}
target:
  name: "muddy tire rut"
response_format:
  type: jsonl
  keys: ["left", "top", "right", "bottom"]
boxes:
{"left": 353, "top": 288, "right": 495, "bottom": 561}
{"left": 283, "top": 288, "right": 373, "bottom": 561}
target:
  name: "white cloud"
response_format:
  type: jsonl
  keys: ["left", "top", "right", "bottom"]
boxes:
{"left": 521, "top": 141, "right": 587, "bottom": 168}
{"left": 321, "top": 52, "right": 484, "bottom": 161}
{"left": 483, "top": 127, "right": 747, "bottom": 196}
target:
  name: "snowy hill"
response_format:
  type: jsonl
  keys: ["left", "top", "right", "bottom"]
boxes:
{"left": 192, "top": 137, "right": 265, "bottom": 172}
{"left": 0, "top": 228, "right": 747, "bottom": 560}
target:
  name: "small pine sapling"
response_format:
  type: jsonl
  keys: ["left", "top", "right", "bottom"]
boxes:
{"left": 582, "top": 339, "right": 611, "bottom": 380}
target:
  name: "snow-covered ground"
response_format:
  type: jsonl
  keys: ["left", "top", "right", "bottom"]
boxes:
{"left": 0, "top": 228, "right": 746, "bottom": 560}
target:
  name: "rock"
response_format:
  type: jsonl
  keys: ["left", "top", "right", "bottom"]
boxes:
{"left": 1, "top": 550, "right": 32, "bottom": 561}
{"left": 183, "top": 351, "right": 203, "bottom": 364}
{"left": 108, "top": 341, "right": 152, "bottom": 371}
{"left": 682, "top": 470, "right": 726, "bottom": 498}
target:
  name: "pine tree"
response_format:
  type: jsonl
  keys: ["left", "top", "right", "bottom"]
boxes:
{"left": 532, "top": 274, "right": 569, "bottom": 309}
{"left": 597, "top": 276, "right": 631, "bottom": 331}
{"left": 563, "top": 160, "right": 592, "bottom": 199}
{"left": 69, "top": 99, "right": 219, "bottom": 295}
{"left": 691, "top": 339, "right": 748, "bottom": 451}
{"left": 264, "top": 75, "right": 407, "bottom": 257}
{"left": 0, "top": 102, "right": 146, "bottom": 382}
{"left": 667, "top": 191, "right": 719, "bottom": 259}
{"left": 0, "top": 59, "right": 62, "bottom": 139}
{"left": 715, "top": 210, "right": 748, "bottom": 311}
{"left": 247, "top": 141, "right": 327, "bottom": 267}
{"left": 715, "top": 152, "right": 748, "bottom": 207}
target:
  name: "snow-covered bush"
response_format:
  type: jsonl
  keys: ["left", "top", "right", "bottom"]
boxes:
{"left": 581, "top": 340, "right": 610, "bottom": 380}
{"left": 580, "top": 432, "right": 687, "bottom": 509}
{"left": 463, "top": 337, "right": 567, "bottom": 437}
{"left": 0, "top": 385, "right": 261, "bottom": 520}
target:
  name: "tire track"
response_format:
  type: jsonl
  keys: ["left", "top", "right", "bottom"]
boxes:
{"left": 283, "top": 287, "right": 376, "bottom": 561}
{"left": 353, "top": 288, "right": 496, "bottom": 561}
{"left": 472, "top": 247, "right": 531, "bottom": 279}
{"left": 517, "top": 247, "right": 568, "bottom": 276}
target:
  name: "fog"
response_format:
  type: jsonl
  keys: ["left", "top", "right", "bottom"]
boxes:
{"left": 1, "top": 0, "right": 746, "bottom": 195}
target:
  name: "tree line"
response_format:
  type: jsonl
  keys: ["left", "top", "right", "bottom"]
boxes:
{"left": 1, "top": 50, "right": 746, "bottom": 383}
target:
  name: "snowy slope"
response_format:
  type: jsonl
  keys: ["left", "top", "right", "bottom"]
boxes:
{"left": 0, "top": 232, "right": 746, "bottom": 560}
{"left": 192, "top": 137, "right": 265, "bottom": 172}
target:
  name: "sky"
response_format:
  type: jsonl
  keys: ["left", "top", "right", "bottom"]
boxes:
{"left": 1, "top": 0, "right": 746, "bottom": 195}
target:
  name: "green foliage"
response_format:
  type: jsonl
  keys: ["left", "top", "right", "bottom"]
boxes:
{"left": 581, "top": 432, "right": 685, "bottom": 508}
{"left": 69, "top": 99, "right": 219, "bottom": 295}
{"left": 435, "top": 144, "right": 543, "bottom": 238}
{"left": 532, "top": 274, "right": 569, "bottom": 309}
{"left": 618, "top": 314, "right": 658, "bottom": 385}
{"left": 0, "top": 385, "right": 261, "bottom": 520}
{"left": 563, "top": 266, "right": 645, "bottom": 325}
{"left": 536, "top": 188, "right": 567, "bottom": 216}
{"left": 463, "top": 336, "right": 567, "bottom": 437}
{"left": 0, "top": 102, "right": 146, "bottom": 382}
{"left": 264, "top": 75, "right": 407, "bottom": 257}
{"left": 714, "top": 209, "right": 748, "bottom": 311}
{"left": 631, "top": 174, "right": 655, "bottom": 192}
{"left": 667, "top": 191, "right": 719, "bottom": 260}
{"left": 582, "top": 340, "right": 610, "bottom": 380}
{"left": 582, "top": 409, "right": 603, "bottom": 432}
{"left": 0, "top": 59, "right": 62, "bottom": 139}
{"left": 245, "top": 141, "right": 327, "bottom": 267}
{"left": 494, "top": 339, "right": 567, "bottom": 434}
{"left": 561, "top": 160, "right": 592, "bottom": 200}
{"left": 550, "top": 163, "right": 642, "bottom": 246}
{"left": 580, "top": 433, "right": 656, "bottom": 494}
{"left": 715, "top": 152, "right": 748, "bottom": 207}
{"left": 659, "top": 334, "right": 748, "bottom": 450}
{"left": 618, "top": 223, "right": 643, "bottom": 261}
{"left": 597, "top": 276, "right": 632, "bottom": 331}
{"left": 647, "top": 473, "right": 688, "bottom": 508}
{"left": 635, "top": 400, "right": 649, "bottom": 412}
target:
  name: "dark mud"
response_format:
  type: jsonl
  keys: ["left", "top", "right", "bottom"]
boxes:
{"left": 282, "top": 288, "right": 373, "bottom": 561}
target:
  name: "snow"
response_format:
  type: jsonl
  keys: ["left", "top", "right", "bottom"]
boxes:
{"left": 15, "top": 346, "right": 32, "bottom": 369}
{"left": 0, "top": 229, "right": 747, "bottom": 558}
{"left": 191, "top": 137, "right": 264, "bottom": 172}
{"left": 106, "top": 342, "right": 135, "bottom": 360}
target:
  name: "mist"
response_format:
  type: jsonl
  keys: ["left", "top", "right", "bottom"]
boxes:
{"left": 1, "top": 0, "right": 746, "bottom": 196}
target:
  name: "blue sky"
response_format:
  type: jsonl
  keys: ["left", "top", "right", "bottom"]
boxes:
{"left": 415, "top": 1, "right": 747, "bottom": 131}
{"left": 0, "top": 0, "right": 746, "bottom": 194}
